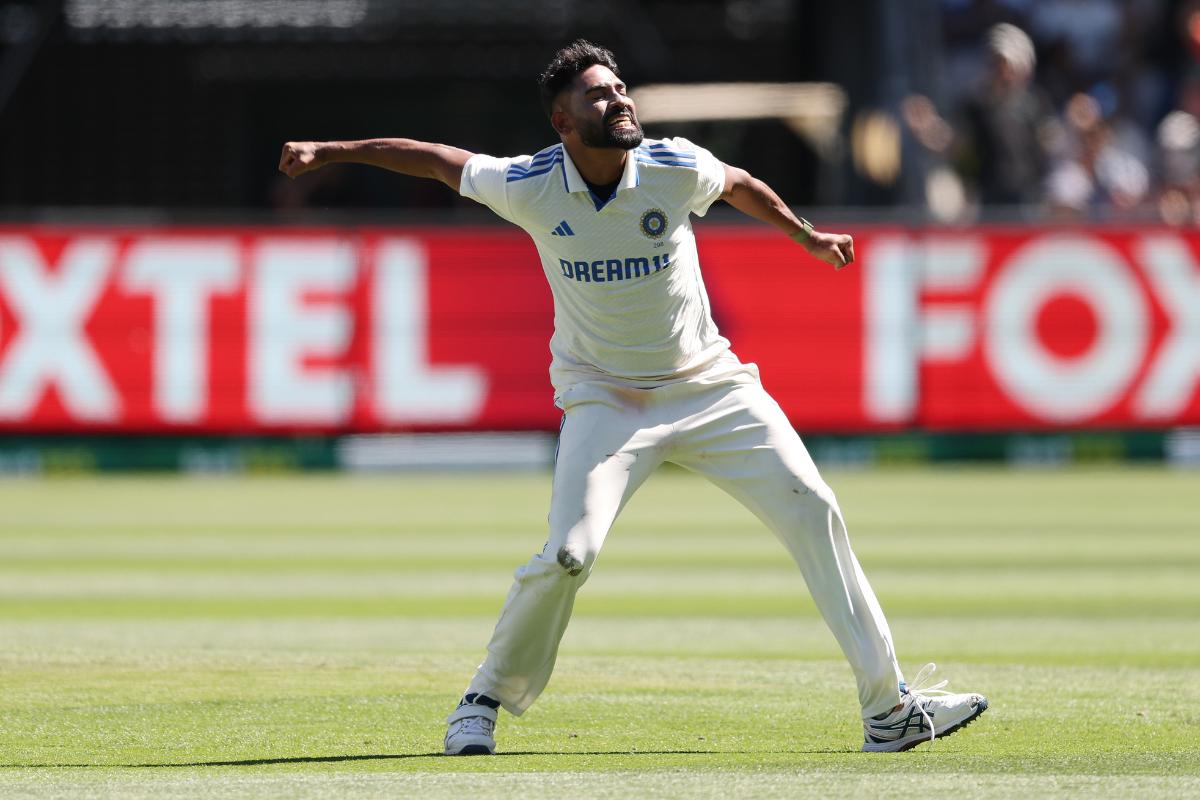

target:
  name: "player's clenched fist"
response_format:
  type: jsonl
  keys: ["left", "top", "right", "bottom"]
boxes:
{"left": 806, "top": 230, "right": 856, "bottom": 271}
{"left": 278, "top": 141, "right": 325, "bottom": 178}
{"left": 792, "top": 228, "right": 856, "bottom": 271}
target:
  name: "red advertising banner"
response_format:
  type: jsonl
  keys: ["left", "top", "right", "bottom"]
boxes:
{"left": 890, "top": 230, "right": 1200, "bottom": 430}
{"left": 0, "top": 226, "right": 1197, "bottom": 433}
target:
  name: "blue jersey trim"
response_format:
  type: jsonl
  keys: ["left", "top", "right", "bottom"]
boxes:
{"left": 635, "top": 143, "right": 697, "bottom": 168}
{"left": 509, "top": 155, "right": 561, "bottom": 175}
{"left": 644, "top": 142, "right": 697, "bottom": 157}
{"left": 641, "top": 148, "right": 696, "bottom": 160}
{"left": 507, "top": 153, "right": 565, "bottom": 182}
{"left": 531, "top": 144, "right": 562, "bottom": 161}
{"left": 635, "top": 156, "right": 696, "bottom": 169}
{"left": 639, "top": 158, "right": 696, "bottom": 166}
{"left": 514, "top": 149, "right": 561, "bottom": 170}
{"left": 507, "top": 145, "right": 564, "bottom": 179}
{"left": 589, "top": 189, "right": 614, "bottom": 211}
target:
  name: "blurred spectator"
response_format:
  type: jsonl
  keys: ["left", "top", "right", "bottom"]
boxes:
{"left": 908, "top": 6, "right": 1196, "bottom": 221}
{"left": 962, "top": 23, "right": 1053, "bottom": 205}
{"left": 1154, "top": 109, "right": 1200, "bottom": 224}
{"left": 938, "top": 0, "right": 1032, "bottom": 107}
{"left": 1045, "top": 92, "right": 1151, "bottom": 217}
{"left": 904, "top": 22, "right": 1053, "bottom": 210}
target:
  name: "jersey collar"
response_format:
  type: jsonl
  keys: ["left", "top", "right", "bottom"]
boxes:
{"left": 561, "top": 147, "right": 640, "bottom": 209}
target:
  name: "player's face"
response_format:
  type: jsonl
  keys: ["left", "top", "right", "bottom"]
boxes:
{"left": 562, "top": 64, "right": 643, "bottom": 150}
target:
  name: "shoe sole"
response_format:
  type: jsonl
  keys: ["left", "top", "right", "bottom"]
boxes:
{"left": 865, "top": 697, "right": 989, "bottom": 753}
{"left": 447, "top": 744, "right": 494, "bottom": 756}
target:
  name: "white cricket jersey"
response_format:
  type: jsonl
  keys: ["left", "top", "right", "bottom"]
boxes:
{"left": 459, "top": 137, "right": 748, "bottom": 396}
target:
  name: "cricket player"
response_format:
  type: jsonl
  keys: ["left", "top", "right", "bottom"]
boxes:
{"left": 279, "top": 39, "right": 987, "bottom": 754}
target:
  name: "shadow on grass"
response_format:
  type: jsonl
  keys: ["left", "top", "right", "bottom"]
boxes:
{"left": 3, "top": 749, "right": 849, "bottom": 768}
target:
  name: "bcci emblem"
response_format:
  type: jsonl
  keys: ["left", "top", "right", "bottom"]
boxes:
{"left": 640, "top": 208, "right": 668, "bottom": 239}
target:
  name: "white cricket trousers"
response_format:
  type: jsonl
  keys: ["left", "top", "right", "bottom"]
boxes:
{"left": 464, "top": 374, "right": 905, "bottom": 719}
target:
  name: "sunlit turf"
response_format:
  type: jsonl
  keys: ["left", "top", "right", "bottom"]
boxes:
{"left": 1, "top": 467, "right": 1198, "bottom": 798}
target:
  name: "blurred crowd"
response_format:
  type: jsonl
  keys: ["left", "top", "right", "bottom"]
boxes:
{"left": 905, "top": 0, "right": 1200, "bottom": 223}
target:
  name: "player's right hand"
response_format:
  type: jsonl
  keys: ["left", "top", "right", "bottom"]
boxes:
{"left": 278, "top": 141, "right": 324, "bottom": 178}
{"left": 792, "top": 228, "right": 856, "bottom": 271}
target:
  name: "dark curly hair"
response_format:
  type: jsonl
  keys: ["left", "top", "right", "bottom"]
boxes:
{"left": 537, "top": 39, "right": 621, "bottom": 117}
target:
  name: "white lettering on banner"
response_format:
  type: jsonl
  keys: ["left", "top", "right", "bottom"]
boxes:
{"left": 920, "top": 304, "right": 975, "bottom": 361}
{"left": 373, "top": 239, "right": 486, "bottom": 423}
{"left": 123, "top": 239, "right": 240, "bottom": 423}
{"left": 1133, "top": 236, "right": 1200, "bottom": 418}
{"left": 862, "top": 237, "right": 917, "bottom": 423}
{"left": 0, "top": 237, "right": 120, "bottom": 421}
{"left": 984, "top": 235, "right": 1148, "bottom": 423}
{"left": 921, "top": 238, "right": 986, "bottom": 291}
{"left": 920, "top": 238, "right": 984, "bottom": 361}
{"left": 249, "top": 239, "right": 355, "bottom": 424}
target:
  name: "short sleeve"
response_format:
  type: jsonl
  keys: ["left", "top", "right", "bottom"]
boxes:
{"left": 672, "top": 137, "right": 726, "bottom": 217}
{"left": 459, "top": 153, "right": 519, "bottom": 224}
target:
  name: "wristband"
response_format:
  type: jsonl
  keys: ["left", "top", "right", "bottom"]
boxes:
{"left": 791, "top": 217, "right": 814, "bottom": 242}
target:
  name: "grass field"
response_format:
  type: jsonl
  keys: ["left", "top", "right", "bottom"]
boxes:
{"left": 1, "top": 466, "right": 1198, "bottom": 799}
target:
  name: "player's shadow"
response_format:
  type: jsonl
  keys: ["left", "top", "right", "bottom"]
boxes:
{"left": 5, "top": 749, "right": 846, "bottom": 768}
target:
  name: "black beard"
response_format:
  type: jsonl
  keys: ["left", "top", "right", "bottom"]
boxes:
{"left": 579, "top": 116, "right": 644, "bottom": 150}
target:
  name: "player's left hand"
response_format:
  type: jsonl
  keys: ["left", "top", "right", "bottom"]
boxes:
{"left": 799, "top": 230, "right": 855, "bottom": 271}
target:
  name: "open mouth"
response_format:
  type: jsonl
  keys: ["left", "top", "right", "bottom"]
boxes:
{"left": 608, "top": 112, "right": 635, "bottom": 129}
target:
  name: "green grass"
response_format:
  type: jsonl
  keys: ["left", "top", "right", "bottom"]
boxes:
{"left": 1, "top": 467, "right": 1198, "bottom": 799}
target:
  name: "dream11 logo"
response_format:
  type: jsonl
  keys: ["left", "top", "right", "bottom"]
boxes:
{"left": 863, "top": 232, "right": 1200, "bottom": 427}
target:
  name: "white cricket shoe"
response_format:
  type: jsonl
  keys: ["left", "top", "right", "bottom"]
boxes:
{"left": 444, "top": 702, "right": 497, "bottom": 756}
{"left": 862, "top": 663, "right": 988, "bottom": 752}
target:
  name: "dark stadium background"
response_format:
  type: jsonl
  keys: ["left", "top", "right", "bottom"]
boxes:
{"left": 0, "top": 1, "right": 1027, "bottom": 213}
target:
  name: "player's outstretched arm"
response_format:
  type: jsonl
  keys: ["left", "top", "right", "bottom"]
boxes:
{"left": 278, "top": 139, "right": 475, "bottom": 192}
{"left": 720, "top": 164, "right": 855, "bottom": 270}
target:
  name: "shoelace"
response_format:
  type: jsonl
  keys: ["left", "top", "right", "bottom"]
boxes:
{"left": 905, "top": 662, "right": 951, "bottom": 748}
{"left": 453, "top": 716, "right": 495, "bottom": 739}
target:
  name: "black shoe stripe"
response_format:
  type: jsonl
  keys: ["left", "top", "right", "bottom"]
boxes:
{"left": 893, "top": 699, "right": 989, "bottom": 752}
